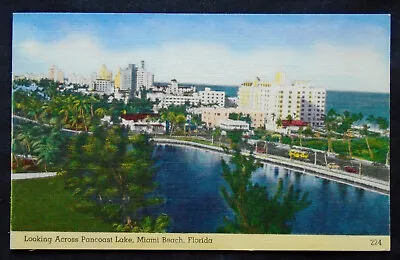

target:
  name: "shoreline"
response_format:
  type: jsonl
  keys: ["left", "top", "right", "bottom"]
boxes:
{"left": 153, "top": 138, "right": 390, "bottom": 196}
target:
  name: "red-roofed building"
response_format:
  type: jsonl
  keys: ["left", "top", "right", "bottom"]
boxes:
{"left": 120, "top": 113, "right": 165, "bottom": 134}
{"left": 121, "top": 113, "right": 158, "bottom": 122}
{"left": 281, "top": 120, "right": 308, "bottom": 127}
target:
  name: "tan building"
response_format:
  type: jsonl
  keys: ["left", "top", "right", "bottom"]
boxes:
{"left": 99, "top": 64, "right": 113, "bottom": 81}
{"left": 200, "top": 107, "right": 266, "bottom": 128}
{"left": 48, "top": 65, "right": 64, "bottom": 83}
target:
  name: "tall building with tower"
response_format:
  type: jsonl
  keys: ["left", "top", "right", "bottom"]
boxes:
{"left": 114, "top": 68, "right": 121, "bottom": 89}
{"left": 98, "top": 64, "right": 113, "bottom": 81}
{"left": 275, "top": 71, "right": 286, "bottom": 85}
{"left": 136, "top": 60, "right": 154, "bottom": 90}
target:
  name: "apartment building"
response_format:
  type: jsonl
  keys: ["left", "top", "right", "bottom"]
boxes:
{"left": 199, "top": 87, "right": 225, "bottom": 107}
{"left": 200, "top": 107, "right": 266, "bottom": 128}
{"left": 161, "top": 93, "right": 201, "bottom": 108}
{"left": 238, "top": 72, "right": 326, "bottom": 127}
{"left": 48, "top": 65, "right": 64, "bottom": 83}
{"left": 120, "top": 64, "right": 138, "bottom": 98}
{"left": 90, "top": 79, "right": 115, "bottom": 94}
{"left": 136, "top": 61, "right": 154, "bottom": 90}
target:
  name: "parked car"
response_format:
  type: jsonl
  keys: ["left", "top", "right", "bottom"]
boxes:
{"left": 372, "top": 162, "right": 385, "bottom": 167}
{"left": 327, "top": 163, "right": 340, "bottom": 169}
{"left": 344, "top": 166, "right": 358, "bottom": 174}
{"left": 256, "top": 147, "right": 266, "bottom": 153}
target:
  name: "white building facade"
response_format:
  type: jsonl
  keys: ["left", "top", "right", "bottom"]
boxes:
{"left": 136, "top": 61, "right": 154, "bottom": 90}
{"left": 90, "top": 79, "right": 115, "bottom": 94}
{"left": 199, "top": 87, "right": 225, "bottom": 107}
{"left": 219, "top": 119, "right": 250, "bottom": 131}
{"left": 161, "top": 94, "right": 200, "bottom": 108}
{"left": 238, "top": 73, "right": 326, "bottom": 127}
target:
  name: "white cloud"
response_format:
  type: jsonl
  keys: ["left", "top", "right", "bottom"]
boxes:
{"left": 13, "top": 33, "right": 389, "bottom": 93}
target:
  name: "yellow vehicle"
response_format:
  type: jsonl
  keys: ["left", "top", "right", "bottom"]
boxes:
{"left": 289, "top": 149, "right": 309, "bottom": 160}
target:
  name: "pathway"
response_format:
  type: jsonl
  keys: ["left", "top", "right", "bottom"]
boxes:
{"left": 12, "top": 172, "right": 57, "bottom": 180}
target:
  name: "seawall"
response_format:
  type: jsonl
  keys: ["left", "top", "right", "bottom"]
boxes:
{"left": 153, "top": 138, "right": 390, "bottom": 196}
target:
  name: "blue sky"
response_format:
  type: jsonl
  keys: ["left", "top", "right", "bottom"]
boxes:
{"left": 13, "top": 13, "right": 390, "bottom": 92}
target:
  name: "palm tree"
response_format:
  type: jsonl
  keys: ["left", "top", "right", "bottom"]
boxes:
{"left": 276, "top": 118, "right": 283, "bottom": 128}
{"left": 324, "top": 109, "right": 340, "bottom": 153}
{"left": 88, "top": 95, "right": 99, "bottom": 118}
{"left": 360, "top": 124, "right": 374, "bottom": 160}
{"left": 375, "top": 116, "right": 389, "bottom": 133}
{"left": 59, "top": 103, "right": 72, "bottom": 125}
{"left": 298, "top": 127, "right": 304, "bottom": 147}
{"left": 32, "top": 136, "right": 56, "bottom": 172}
{"left": 73, "top": 97, "right": 90, "bottom": 131}
{"left": 212, "top": 127, "right": 222, "bottom": 145}
{"left": 16, "top": 127, "right": 36, "bottom": 156}
{"left": 175, "top": 114, "right": 187, "bottom": 133}
{"left": 26, "top": 97, "right": 43, "bottom": 122}
{"left": 271, "top": 113, "right": 276, "bottom": 123}
{"left": 95, "top": 107, "right": 107, "bottom": 118}
{"left": 69, "top": 113, "right": 81, "bottom": 131}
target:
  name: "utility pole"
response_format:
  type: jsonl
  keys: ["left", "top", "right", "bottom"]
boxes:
{"left": 211, "top": 135, "right": 214, "bottom": 144}
{"left": 314, "top": 151, "right": 317, "bottom": 165}
{"left": 359, "top": 162, "right": 362, "bottom": 176}
{"left": 386, "top": 148, "right": 390, "bottom": 167}
{"left": 324, "top": 152, "right": 328, "bottom": 165}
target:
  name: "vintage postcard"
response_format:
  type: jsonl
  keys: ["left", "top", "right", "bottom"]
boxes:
{"left": 10, "top": 13, "right": 390, "bottom": 250}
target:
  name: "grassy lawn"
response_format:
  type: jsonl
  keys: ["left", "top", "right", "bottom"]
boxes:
{"left": 289, "top": 137, "right": 389, "bottom": 163}
{"left": 11, "top": 176, "right": 112, "bottom": 232}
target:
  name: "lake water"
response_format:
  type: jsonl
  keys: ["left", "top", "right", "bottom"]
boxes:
{"left": 149, "top": 145, "right": 389, "bottom": 235}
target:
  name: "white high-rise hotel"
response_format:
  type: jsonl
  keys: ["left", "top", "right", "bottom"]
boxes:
{"left": 136, "top": 61, "right": 154, "bottom": 90}
{"left": 238, "top": 72, "right": 326, "bottom": 127}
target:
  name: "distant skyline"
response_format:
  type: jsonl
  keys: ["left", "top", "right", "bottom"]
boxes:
{"left": 13, "top": 13, "right": 390, "bottom": 93}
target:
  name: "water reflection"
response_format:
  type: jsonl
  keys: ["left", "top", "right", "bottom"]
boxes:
{"left": 152, "top": 145, "right": 389, "bottom": 235}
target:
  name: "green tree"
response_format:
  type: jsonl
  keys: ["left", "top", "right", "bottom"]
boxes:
{"left": 229, "top": 113, "right": 240, "bottom": 120}
{"left": 175, "top": 114, "right": 187, "bottom": 132}
{"left": 360, "top": 124, "right": 374, "bottom": 160}
{"left": 212, "top": 127, "right": 222, "bottom": 145}
{"left": 218, "top": 148, "right": 311, "bottom": 234}
{"left": 324, "top": 109, "right": 340, "bottom": 153}
{"left": 375, "top": 116, "right": 389, "bottom": 131}
{"left": 73, "top": 97, "right": 90, "bottom": 131}
{"left": 32, "top": 129, "right": 65, "bottom": 172}
{"left": 227, "top": 130, "right": 243, "bottom": 149}
{"left": 276, "top": 118, "right": 283, "bottom": 128}
{"left": 64, "top": 126, "right": 169, "bottom": 232}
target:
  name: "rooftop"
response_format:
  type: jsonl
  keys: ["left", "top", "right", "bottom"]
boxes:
{"left": 282, "top": 120, "right": 308, "bottom": 127}
{"left": 121, "top": 113, "right": 158, "bottom": 121}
